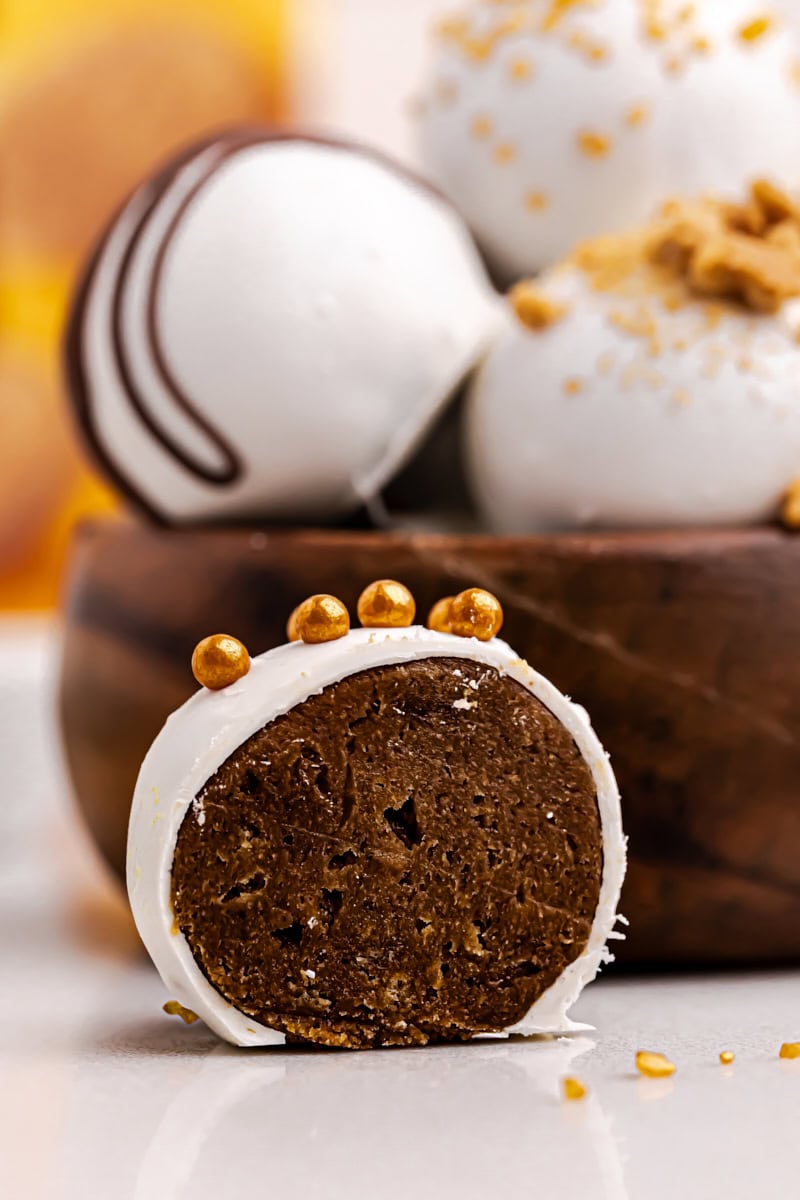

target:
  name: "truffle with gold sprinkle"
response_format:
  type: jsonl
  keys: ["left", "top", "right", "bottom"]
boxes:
{"left": 130, "top": 579, "right": 625, "bottom": 1051}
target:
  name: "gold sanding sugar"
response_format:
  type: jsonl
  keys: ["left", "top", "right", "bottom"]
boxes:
{"left": 563, "top": 1076, "right": 587, "bottom": 1101}
{"left": 163, "top": 1000, "right": 200, "bottom": 1025}
{"left": 636, "top": 1050, "right": 676, "bottom": 1078}
{"left": 719, "top": 1051, "right": 735, "bottom": 1065}
{"left": 779, "top": 1042, "right": 800, "bottom": 1059}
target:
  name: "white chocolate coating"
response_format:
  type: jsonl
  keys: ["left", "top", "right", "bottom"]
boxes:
{"left": 418, "top": 0, "right": 800, "bottom": 278}
{"left": 466, "top": 265, "right": 800, "bottom": 531}
{"left": 127, "top": 626, "right": 625, "bottom": 1047}
{"left": 71, "top": 136, "right": 500, "bottom": 523}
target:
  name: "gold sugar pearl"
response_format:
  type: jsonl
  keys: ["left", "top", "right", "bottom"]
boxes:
{"left": 779, "top": 1042, "right": 800, "bottom": 1059}
{"left": 448, "top": 588, "right": 504, "bottom": 642}
{"left": 357, "top": 580, "right": 416, "bottom": 629}
{"left": 287, "top": 605, "right": 302, "bottom": 643}
{"left": 636, "top": 1050, "right": 676, "bottom": 1079}
{"left": 163, "top": 1000, "right": 199, "bottom": 1025}
{"left": 562, "top": 1076, "right": 587, "bottom": 1101}
{"left": 719, "top": 1051, "right": 735, "bottom": 1065}
{"left": 192, "top": 634, "right": 250, "bottom": 691}
{"left": 427, "top": 596, "right": 455, "bottom": 634}
{"left": 780, "top": 478, "right": 800, "bottom": 528}
{"left": 293, "top": 594, "right": 350, "bottom": 644}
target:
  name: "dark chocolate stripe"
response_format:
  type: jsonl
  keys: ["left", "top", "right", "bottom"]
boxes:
{"left": 111, "top": 140, "right": 242, "bottom": 486}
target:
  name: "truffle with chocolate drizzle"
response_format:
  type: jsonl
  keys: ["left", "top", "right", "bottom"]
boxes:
{"left": 65, "top": 129, "right": 499, "bottom": 525}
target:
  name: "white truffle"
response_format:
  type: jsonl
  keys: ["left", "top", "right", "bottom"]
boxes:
{"left": 67, "top": 133, "right": 499, "bottom": 524}
{"left": 418, "top": 0, "right": 800, "bottom": 278}
{"left": 127, "top": 626, "right": 625, "bottom": 1048}
{"left": 466, "top": 238, "right": 800, "bottom": 531}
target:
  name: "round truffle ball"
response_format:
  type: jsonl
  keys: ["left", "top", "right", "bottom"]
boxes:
{"left": 66, "top": 131, "right": 499, "bottom": 525}
{"left": 418, "top": 0, "right": 800, "bottom": 279}
{"left": 466, "top": 192, "right": 800, "bottom": 531}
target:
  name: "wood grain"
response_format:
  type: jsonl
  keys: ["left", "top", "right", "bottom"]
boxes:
{"left": 59, "top": 520, "right": 800, "bottom": 965}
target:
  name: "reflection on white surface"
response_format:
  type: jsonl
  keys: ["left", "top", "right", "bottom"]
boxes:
{"left": 1, "top": 616, "right": 799, "bottom": 1200}
{"left": 133, "top": 1037, "right": 628, "bottom": 1200}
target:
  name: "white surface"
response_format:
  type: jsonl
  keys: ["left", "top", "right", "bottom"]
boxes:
{"left": 418, "top": 0, "right": 800, "bottom": 278}
{"left": 80, "top": 137, "right": 498, "bottom": 523}
{"left": 466, "top": 265, "right": 800, "bottom": 532}
{"left": 128, "top": 627, "right": 625, "bottom": 1046}
{"left": 1, "top": 617, "right": 799, "bottom": 1199}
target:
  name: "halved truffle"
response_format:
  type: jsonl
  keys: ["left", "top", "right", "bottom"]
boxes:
{"left": 128, "top": 627, "right": 625, "bottom": 1048}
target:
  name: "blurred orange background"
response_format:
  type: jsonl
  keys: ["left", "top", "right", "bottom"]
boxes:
{"left": 0, "top": 0, "right": 288, "bottom": 609}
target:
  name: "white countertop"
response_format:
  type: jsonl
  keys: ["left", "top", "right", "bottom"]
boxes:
{"left": 1, "top": 618, "right": 798, "bottom": 1199}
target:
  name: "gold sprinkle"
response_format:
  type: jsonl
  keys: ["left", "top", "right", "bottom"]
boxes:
{"left": 597, "top": 351, "right": 615, "bottom": 376}
{"left": 170, "top": 915, "right": 180, "bottom": 936}
{"left": 577, "top": 130, "right": 612, "bottom": 159}
{"left": 563, "top": 377, "right": 583, "bottom": 395}
{"left": 739, "top": 16, "right": 773, "bottom": 44}
{"left": 509, "top": 55, "right": 534, "bottom": 81}
{"left": 509, "top": 280, "right": 568, "bottom": 329}
{"left": 672, "top": 388, "right": 690, "bottom": 407}
{"left": 357, "top": 580, "right": 416, "bottom": 629}
{"left": 472, "top": 114, "right": 494, "bottom": 140}
{"left": 191, "top": 634, "right": 250, "bottom": 691}
{"left": 163, "top": 1001, "right": 199, "bottom": 1025}
{"left": 692, "top": 35, "right": 711, "bottom": 55}
{"left": 636, "top": 1050, "right": 676, "bottom": 1078}
{"left": 292, "top": 595, "right": 350, "bottom": 644}
{"left": 449, "top": 588, "right": 504, "bottom": 642}
{"left": 525, "top": 190, "right": 549, "bottom": 212}
{"left": 494, "top": 141, "right": 517, "bottom": 164}
{"left": 779, "top": 1042, "right": 800, "bottom": 1058}
{"left": 563, "top": 1077, "right": 587, "bottom": 1101}
{"left": 626, "top": 104, "right": 650, "bottom": 128}
{"left": 719, "top": 1051, "right": 735, "bottom": 1065}
{"left": 427, "top": 596, "right": 455, "bottom": 634}
{"left": 781, "top": 482, "right": 800, "bottom": 528}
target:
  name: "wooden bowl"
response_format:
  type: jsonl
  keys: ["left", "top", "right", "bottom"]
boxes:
{"left": 59, "top": 519, "right": 800, "bottom": 966}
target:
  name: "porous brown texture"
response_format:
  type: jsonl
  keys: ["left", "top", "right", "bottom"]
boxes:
{"left": 171, "top": 657, "right": 602, "bottom": 1049}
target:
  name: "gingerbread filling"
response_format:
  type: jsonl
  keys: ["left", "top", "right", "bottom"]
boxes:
{"left": 171, "top": 658, "right": 603, "bottom": 1049}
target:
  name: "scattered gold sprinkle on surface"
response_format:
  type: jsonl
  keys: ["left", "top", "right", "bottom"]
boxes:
{"left": 636, "top": 1050, "right": 676, "bottom": 1078}
{"left": 719, "top": 1051, "right": 735, "bottom": 1065}
{"left": 563, "top": 1076, "right": 587, "bottom": 1101}
{"left": 779, "top": 1042, "right": 800, "bottom": 1059}
{"left": 163, "top": 1000, "right": 200, "bottom": 1025}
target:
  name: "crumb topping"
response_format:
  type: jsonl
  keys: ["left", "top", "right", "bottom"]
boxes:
{"left": 573, "top": 181, "right": 800, "bottom": 316}
{"left": 509, "top": 279, "right": 569, "bottom": 328}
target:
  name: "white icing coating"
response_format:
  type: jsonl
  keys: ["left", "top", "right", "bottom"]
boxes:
{"left": 418, "top": 0, "right": 800, "bottom": 278}
{"left": 466, "top": 263, "right": 800, "bottom": 531}
{"left": 76, "top": 137, "right": 500, "bottom": 523}
{"left": 127, "top": 626, "right": 625, "bottom": 1047}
